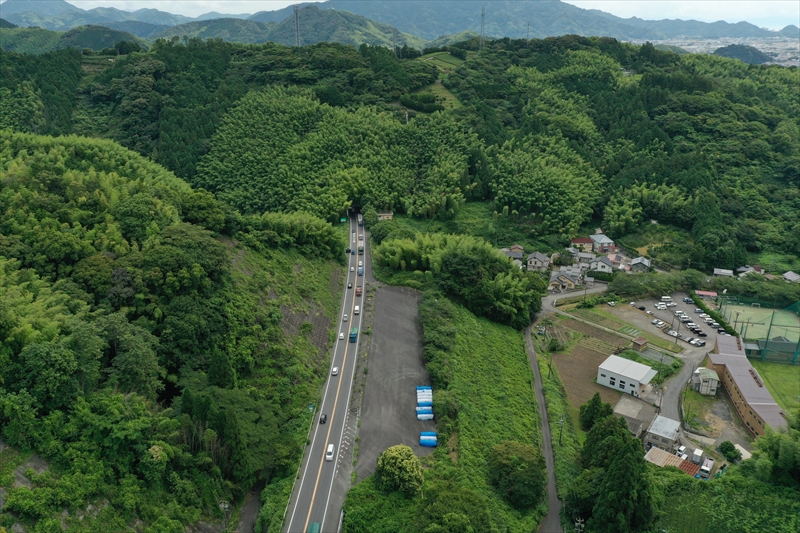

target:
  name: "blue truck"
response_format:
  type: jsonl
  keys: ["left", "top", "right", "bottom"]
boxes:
{"left": 357, "top": 266, "right": 363, "bottom": 276}
{"left": 350, "top": 327, "right": 358, "bottom": 343}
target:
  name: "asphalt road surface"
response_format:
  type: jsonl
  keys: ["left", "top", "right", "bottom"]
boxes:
{"left": 283, "top": 218, "right": 368, "bottom": 533}
{"left": 355, "top": 286, "right": 434, "bottom": 483}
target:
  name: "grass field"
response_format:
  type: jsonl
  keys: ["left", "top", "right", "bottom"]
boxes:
{"left": 719, "top": 303, "right": 800, "bottom": 343}
{"left": 751, "top": 360, "right": 800, "bottom": 412}
{"left": 418, "top": 51, "right": 466, "bottom": 71}
{"left": 414, "top": 80, "right": 462, "bottom": 110}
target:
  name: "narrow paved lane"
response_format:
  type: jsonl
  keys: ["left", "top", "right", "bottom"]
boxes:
{"left": 524, "top": 326, "right": 562, "bottom": 533}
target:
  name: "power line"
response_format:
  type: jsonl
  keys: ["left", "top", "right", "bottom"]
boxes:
{"left": 479, "top": 6, "right": 485, "bottom": 51}
{"left": 294, "top": 5, "right": 301, "bottom": 48}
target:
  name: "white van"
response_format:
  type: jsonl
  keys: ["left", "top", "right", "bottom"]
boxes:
{"left": 354, "top": 305, "right": 360, "bottom": 315}
{"left": 326, "top": 444, "right": 335, "bottom": 461}
{"left": 661, "top": 296, "right": 673, "bottom": 302}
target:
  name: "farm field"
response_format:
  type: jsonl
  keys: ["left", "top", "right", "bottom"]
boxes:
{"left": 751, "top": 360, "right": 800, "bottom": 411}
{"left": 552, "top": 343, "right": 621, "bottom": 408}
{"left": 567, "top": 307, "right": 682, "bottom": 353}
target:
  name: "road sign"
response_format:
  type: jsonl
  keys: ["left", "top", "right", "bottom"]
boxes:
{"left": 340, "top": 217, "right": 347, "bottom": 223}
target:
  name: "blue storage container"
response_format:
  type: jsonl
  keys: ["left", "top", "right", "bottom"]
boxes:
{"left": 417, "top": 401, "right": 432, "bottom": 407}
{"left": 420, "top": 432, "right": 438, "bottom": 437}
{"left": 416, "top": 386, "right": 432, "bottom": 391}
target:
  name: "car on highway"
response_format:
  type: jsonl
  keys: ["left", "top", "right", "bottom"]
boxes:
{"left": 326, "top": 444, "right": 335, "bottom": 461}
{"left": 348, "top": 282, "right": 352, "bottom": 289}
{"left": 319, "top": 414, "right": 327, "bottom": 424}
{"left": 339, "top": 332, "right": 345, "bottom": 340}
{"left": 343, "top": 314, "right": 348, "bottom": 322}
{"left": 331, "top": 367, "right": 339, "bottom": 376}
{"left": 350, "top": 266, "right": 354, "bottom": 272}
{"left": 359, "top": 234, "right": 364, "bottom": 240}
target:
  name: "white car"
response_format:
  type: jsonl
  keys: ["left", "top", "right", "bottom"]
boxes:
{"left": 343, "top": 314, "right": 348, "bottom": 322}
{"left": 666, "top": 302, "right": 677, "bottom": 307}
{"left": 331, "top": 367, "right": 339, "bottom": 376}
{"left": 350, "top": 266, "right": 355, "bottom": 272}
{"left": 339, "top": 332, "right": 345, "bottom": 340}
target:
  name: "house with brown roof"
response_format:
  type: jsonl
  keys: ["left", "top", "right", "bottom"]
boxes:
{"left": 571, "top": 237, "right": 593, "bottom": 252}
{"left": 707, "top": 336, "right": 787, "bottom": 436}
{"left": 527, "top": 252, "right": 551, "bottom": 272}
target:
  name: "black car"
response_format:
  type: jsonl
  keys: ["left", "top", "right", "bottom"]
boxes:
{"left": 320, "top": 414, "right": 327, "bottom": 424}
{"left": 683, "top": 297, "right": 693, "bottom": 303}
{"left": 638, "top": 306, "right": 646, "bottom": 311}
{"left": 346, "top": 248, "right": 351, "bottom": 253}
{"left": 698, "top": 332, "right": 707, "bottom": 337}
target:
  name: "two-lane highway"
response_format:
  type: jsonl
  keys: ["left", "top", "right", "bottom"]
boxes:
{"left": 284, "top": 217, "right": 368, "bottom": 533}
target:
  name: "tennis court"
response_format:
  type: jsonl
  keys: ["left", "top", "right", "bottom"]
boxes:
{"left": 720, "top": 303, "right": 800, "bottom": 344}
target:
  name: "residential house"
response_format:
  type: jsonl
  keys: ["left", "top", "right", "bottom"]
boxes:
{"left": 644, "top": 447, "right": 700, "bottom": 477}
{"left": 549, "top": 271, "right": 579, "bottom": 292}
{"left": 500, "top": 246, "right": 524, "bottom": 261}
{"left": 783, "top": 271, "right": 800, "bottom": 283}
{"left": 597, "top": 354, "right": 657, "bottom": 398}
{"left": 707, "top": 336, "right": 787, "bottom": 436}
{"left": 589, "top": 256, "right": 614, "bottom": 273}
{"left": 630, "top": 257, "right": 652, "bottom": 273}
{"left": 644, "top": 415, "right": 681, "bottom": 453}
{"left": 526, "top": 252, "right": 551, "bottom": 272}
{"left": 713, "top": 268, "right": 734, "bottom": 277}
{"left": 509, "top": 244, "right": 524, "bottom": 255}
{"left": 606, "top": 253, "right": 624, "bottom": 268}
{"left": 512, "top": 259, "right": 524, "bottom": 270}
{"left": 692, "top": 367, "right": 720, "bottom": 396}
{"left": 613, "top": 395, "right": 656, "bottom": 438}
{"left": 559, "top": 265, "right": 583, "bottom": 278}
{"left": 576, "top": 251, "right": 596, "bottom": 264}
{"left": 589, "top": 234, "right": 615, "bottom": 253}
{"left": 571, "top": 237, "right": 594, "bottom": 252}
{"left": 376, "top": 211, "right": 394, "bottom": 221}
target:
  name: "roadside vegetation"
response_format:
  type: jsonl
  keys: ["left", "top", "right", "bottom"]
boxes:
{"left": 343, "top": 291, "right": 545, "bottom": 532}
{"left": 0, "top": 130, "right": 342, "bottom": 531}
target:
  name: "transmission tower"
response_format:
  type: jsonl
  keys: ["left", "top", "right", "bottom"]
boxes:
{"left": 479, "top": 7, "right": 485, "bottom": 51}
{"left": 294, "top": 5, "right": 301, "bottom": 47}
{"left": 527, "top": 22, "right": 530, "bottom": 41}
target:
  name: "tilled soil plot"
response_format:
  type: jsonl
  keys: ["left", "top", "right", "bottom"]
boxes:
{"left": 561, "top": 318, "right": 628, "bottom": 348}
{"left": 554, "top": 345, "right": 621, "bottom": 407}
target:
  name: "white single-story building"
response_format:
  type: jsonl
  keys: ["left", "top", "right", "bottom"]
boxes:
{"left": 597, "top": 354, "right": 658, "bottom": 398}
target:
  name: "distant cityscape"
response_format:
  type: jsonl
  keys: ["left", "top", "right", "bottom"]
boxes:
{"left": 636, "top": 37, "right": 800, "bottom": 67}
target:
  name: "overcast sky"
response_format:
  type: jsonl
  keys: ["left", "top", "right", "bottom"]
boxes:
{"left": 64, "top": 1, "right": 800, "bottom": 30}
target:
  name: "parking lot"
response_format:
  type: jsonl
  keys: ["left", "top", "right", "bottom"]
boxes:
{"left": 355, "top": 286, "right": 434, "bottom": 482}
{"left": 614, "top": 293, "right": 722, "bottom": 349}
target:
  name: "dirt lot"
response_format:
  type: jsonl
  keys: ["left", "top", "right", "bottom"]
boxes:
{"left": 355, "top": 286, "right": 434, "bottom": 482}
{"left": 560, "top": 318, "right": 629, "bottom": 348}
{"left": 554, "top": 344, "right": 622, "bottom": 407}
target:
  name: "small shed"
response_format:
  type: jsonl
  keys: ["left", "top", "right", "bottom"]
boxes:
{"left": 632, "top": 336, "right": 648, "bottom": 352}
{"left": 376, "top": 211, "right": 394, "bottom": 221}
{"left": 692, "top": 367, "right": 720, "bottom": 396}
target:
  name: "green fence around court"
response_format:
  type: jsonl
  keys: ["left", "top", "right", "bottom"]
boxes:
{"left": 718, "top": 297, "right": 800, "bottom": 364}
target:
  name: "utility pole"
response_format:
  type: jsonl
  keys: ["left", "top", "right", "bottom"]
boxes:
{"left": 479, "top": 6, "right": 485, "bottom": 51}
{"left": 527, "top": 22, "right": 530, "bottom": 42}
{"left": 294, "top": 5, "right": 301, "bottom": 48}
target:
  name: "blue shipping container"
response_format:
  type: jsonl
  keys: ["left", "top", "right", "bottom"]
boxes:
{"left": 416, "top": 386, "right": 432, "bottom": 391}
{"left": 420, "top": 432, "right": 438, "bottom": 437}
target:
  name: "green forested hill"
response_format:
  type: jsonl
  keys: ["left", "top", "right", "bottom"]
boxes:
{"left": 153, "top": 7, "right": 426, "bottom": 49}
{"left": 0, "top": 17, "right": 18, "bottom": 28}
{"left": 713, "top": 44, "right": 772, "bottom": 64}
{"left": 0, "top": 24, "right": 145, "bottom": 54}
{"left": 0, "top": 129, "right": 344, "bottom": 531}
{"left": 151, "top": 18, "right": 275, "bottom": 43}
